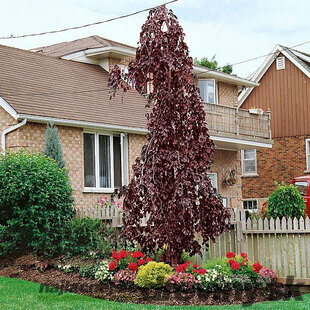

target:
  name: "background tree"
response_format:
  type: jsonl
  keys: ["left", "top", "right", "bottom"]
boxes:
{"left": 110, "top": 5, "right": 230, "bottom": 264}
{"left": 194, "top": 55, "right": 233, "bottom": 74}
{"left": 44, "top": 122, "right": 65, "bottom": 169}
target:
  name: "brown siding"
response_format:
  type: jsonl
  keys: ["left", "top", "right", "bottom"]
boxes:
{"left": 242, "top": 54, "right": 310, "bottom": 138}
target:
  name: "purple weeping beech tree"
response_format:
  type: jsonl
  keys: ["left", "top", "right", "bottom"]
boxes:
{"left": 109, "top": 5, "right": 230, "bottom": 264}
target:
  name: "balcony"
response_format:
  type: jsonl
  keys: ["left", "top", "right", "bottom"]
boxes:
{"left": 204, "top": 103, "right": 272, "bottom": 149}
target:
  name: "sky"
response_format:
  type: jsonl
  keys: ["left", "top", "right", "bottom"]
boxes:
{"left": 1, "top": 0, "right": 310, "bottom": 78}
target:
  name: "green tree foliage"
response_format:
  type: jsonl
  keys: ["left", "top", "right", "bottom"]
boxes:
{"left": 267, "top": 182, "right": 305, "bottom": 219}
{"left": 194, "top": 55, "right": 233, "bottom": 74}
{"left": 45, "top": 122, "right": 65, "bottom": 168}
{"left": 0, "top": 151, "right": 74, "bottom": 256}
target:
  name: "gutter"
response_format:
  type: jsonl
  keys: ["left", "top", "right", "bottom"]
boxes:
{"left": 1, "top": 119, "right": 27, "bottom": 154}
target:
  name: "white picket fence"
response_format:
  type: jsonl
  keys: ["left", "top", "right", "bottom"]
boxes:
{"left": 74, "top": 206, "right": 310, "bottom": 284}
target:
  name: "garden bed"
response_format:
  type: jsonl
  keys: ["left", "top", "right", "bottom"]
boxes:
{"left": 0, "top": 254, "right": 302, "bottom": 307}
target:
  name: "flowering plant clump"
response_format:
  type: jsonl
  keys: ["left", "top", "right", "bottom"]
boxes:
{"left": 231, "top": 274, "right": 255, "bottom": 290}
{"left": 112, "top": 269, "right": 137, "bottom": 288}
{"left": 258, "top": 267, "right": 277, "bottom": 284}
{"left": 36, "top": 262, "right": 49, "bottom": 273}
{"left": 99, "top": 196, "right": 121, "bottom": 209}
{"left": 95, "top": 261, "right": 113, "bottom": 283}
{"left": 55, "top": 264, "right": 78, "bottom": 273}
{"left": 108, "top": 250, "right": 151, "bottom": 272}
{"left": 197, "top": 265, "right": 231, "bottom": 291}
{"left": 175, "top": 261, "right": 206, "bottom": 276}
{"left": 164, "top": 273, "right": 199, "bottom": 292}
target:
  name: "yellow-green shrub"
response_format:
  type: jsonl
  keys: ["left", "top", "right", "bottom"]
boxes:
{"left": 135, "top": 261, "right": 173, "bottom": 288}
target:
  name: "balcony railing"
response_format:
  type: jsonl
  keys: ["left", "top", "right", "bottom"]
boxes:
{"left": 204, "top": 103, "right": 271, "bottom": 140}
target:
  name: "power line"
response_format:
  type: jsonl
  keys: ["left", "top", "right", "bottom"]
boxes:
{"left": 196, "top": 40, "right": 310, "bottom": 76}
{"left": 0, "top": 0, "right": 178, "bottom": 40}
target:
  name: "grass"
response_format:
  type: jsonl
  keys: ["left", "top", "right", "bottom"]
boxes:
{"left": 0, "top": 277, "right": 310, "bottom": 310}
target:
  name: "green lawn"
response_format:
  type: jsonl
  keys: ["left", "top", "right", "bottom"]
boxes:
{"left": 0, "top": 277, "right": 309, "bottom": 310}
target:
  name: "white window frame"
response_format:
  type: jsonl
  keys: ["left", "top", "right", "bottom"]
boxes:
{"left": 306, "top": 139, "right": 310, "bottom": 170}
{"left": 207, "top": 172, "right": 218, "bottom": 191}
{"left": 83, "top": 131, "right": 128, "bottom": 193}
{"left": 241, "top": 149, "right": 257, "bottom": 176}
{"left": 198, "top": 79, "right": 218, "bottom": 104}
{"left": 242, "top": 199, "right": 258, "bottom": 212}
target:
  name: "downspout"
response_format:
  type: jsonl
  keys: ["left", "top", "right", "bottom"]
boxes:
{"left": 1, "top": 119, "right": 27, "bottom": 154}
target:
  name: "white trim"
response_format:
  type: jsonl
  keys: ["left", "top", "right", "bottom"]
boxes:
{"left": 110, "top": 134, "right": 114, "bottom": 189}
{"left": 207, "top": 172, "right": 218, "bottom": 191}
{"left": 306, "top": 139, "right": 310, "bottom": 170}
{"left": 242, "top": 199, "right": 258, "bottom": 212}
{"left": 1, "top": 119, "right": 27, "bottom": 153}
{"left": 198, "top": 79, "right": 218, "bottom": 104}
{"left": 18, "top": 114, "right": 148, "bottom": 134}
{"left": 211, "top": 135, "right": 272, "bottom": 149}
{"left": 193, "top": 65, "right": 259, "bottom": 87}
{"left": 0, "top": 96, "right": 18, "bottom": 119}
{"left": 84, "top": 46, "right": 135, "bottom": 57}
{"left": 239, "top": 44, "right": 310, "bottom": 107}
{"left": 241, "top": 149, "right": 257, "bottom": 176}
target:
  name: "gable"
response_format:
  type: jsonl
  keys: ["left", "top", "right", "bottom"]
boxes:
{"left": 240, "top": 53, "right": 310, "bottom": 138}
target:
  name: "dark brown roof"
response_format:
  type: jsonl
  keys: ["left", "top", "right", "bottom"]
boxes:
{"left": 0, "top": 44, "right": 147, "bottom": 129}
{"left": 32, "top": 35, "right": 136, "bottom": 57}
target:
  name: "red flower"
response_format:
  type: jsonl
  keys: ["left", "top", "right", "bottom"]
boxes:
{"left": 185, "top": 261, "right": 191, "bottom": 265}
{"left": 193, "top": 264, "right": 199, "bottom": 268}
{"left": 242, "top": 262, "right": 246, "bottom": 266}
{"left": 231, "top": 262, "right": 240, "bottom": 270}
{"left": 146, "top": 257, "right": 152, "bottom": 262}
{"left": 109, "top": 262, "right": 117, "bottom": 271}
{"left": 240, "top": 252, "right": 247, "bottom": 259}
{"left": 132, "top": 251, "right": 145, "bottom": 259}
{"left": 198, "top": 268, "right": 207, "bottom": 274}
{"left": 112, "top": 251, "right": 118, "bottom": 260}
{"left": 253, "top": 262, "right": 263, "bottom": 273}
{"left": 226, "top": 252, "right": 236, "bottom": 258}
{"left": 128, "top": 251, "right": 133, "bottom": 257}
{"left": 228, "top": 259, "right": 236, "bottom": 265}
{"left": 176, "top": 264, "right": 187, "bottom": 273}
{"left": 119, "top": 250, "right": 127, "bottom": 259}
{"left": 138, "top": 259, "right": 145, "bottom": 265}
{"left": 192, "top": 269, "right": 198, "bottom": 273}
{"left": 128, "top": 262, "right": 138, "bottom": 271}
{"left": 127, "top": 259, "right": 131, "bottom": 262}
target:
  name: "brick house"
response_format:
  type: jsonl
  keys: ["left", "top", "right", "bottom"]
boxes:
{"left": 0, "top": 36, "right": 272, "bottom": 209}
{"left": 239, "top": 45, "right": 310, "bottom": 211}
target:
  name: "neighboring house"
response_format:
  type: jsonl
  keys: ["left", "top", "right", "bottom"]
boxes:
{"left": 239, "top": 44, "right": 310, "bottom": 211}
{"left": 0, "top": 36, "right": 272, "bottom": 209}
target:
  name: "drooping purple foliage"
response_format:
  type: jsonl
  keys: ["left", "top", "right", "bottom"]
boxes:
{"left": 109, "top": 5, "right": 230, "bottom": 264}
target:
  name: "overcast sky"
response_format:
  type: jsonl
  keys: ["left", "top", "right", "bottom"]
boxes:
{"left": 1, "top": 0, "right": 310, "bottom": 78}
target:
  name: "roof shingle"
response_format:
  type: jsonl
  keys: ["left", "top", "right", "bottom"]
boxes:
{"left": 0, "top": 44, "right": 147, "bottom": 129}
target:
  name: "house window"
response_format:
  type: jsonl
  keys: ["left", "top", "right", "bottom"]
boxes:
{"left": 83, "top": 132, "right": 128, "bottom": 191}
{"left": 276, "top": 56, "right": 285, "bottom": 70}
{"left": 207, "top": 173, "right": 218, "bottom": 191}
{"left": 198, "top": 80, "right": 217, "bottom": 104}
{"left": 241, "top": 149, "right": 257, "bottom": 175}
{"left": 306, "top": 139, "right": 310, "bottom": 170}
{"left": 243, "top": 200, "right": 258, "bottom": 212}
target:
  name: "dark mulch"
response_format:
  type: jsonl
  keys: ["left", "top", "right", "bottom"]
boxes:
{"left": 0, "top": 254, "right": 303, "bottom": 306}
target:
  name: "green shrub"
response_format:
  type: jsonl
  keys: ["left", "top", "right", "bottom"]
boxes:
{"left": 0, "top": 151, "right": 74, "bottom": 257}
{"left": 135, "top": 261, "right": 173, "bottom": 288}
{"left": 203, "top": 257, "right": 232, "bottom": 276}
{"left": 61, "top": 217, "right": 102, "bottom": 257}
{"left": 267, "top": 182, "right": 305, "bottom": 218}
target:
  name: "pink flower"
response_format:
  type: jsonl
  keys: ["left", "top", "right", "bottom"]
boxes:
{"left": 104, "top": 196, "right": 108, "bottom": 200}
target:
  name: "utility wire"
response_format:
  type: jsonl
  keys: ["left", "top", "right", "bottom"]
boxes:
{"left": 0, "top": 0, "right": 178, "bottom": 40}
{"left": 195, "top": 40, "right": 310, "bottom": 76}
{"left": 2, "top": 39, "right": 310, "bottom": 98}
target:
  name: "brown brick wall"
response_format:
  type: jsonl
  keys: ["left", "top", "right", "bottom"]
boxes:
{"left": 210, "top": 150, "right": 242, "bottom": 209}
{"left": 218, "top": 82, "right": 238, "bottom": 107}
{"left": 242, "top": 135, "right": 310, "bottom": 208}
{"left": 0, "top": 107, "right": 18, "bottom": 152}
